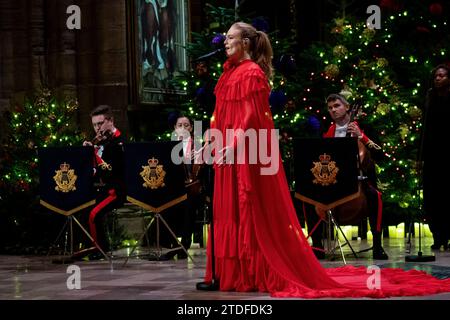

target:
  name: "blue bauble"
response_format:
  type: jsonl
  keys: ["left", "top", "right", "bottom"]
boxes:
{"left": 269, "top": 90, "right": 287, "bottom": 113}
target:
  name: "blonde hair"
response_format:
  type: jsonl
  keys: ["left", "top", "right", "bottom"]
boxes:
{"left": 232, "top": 22, "right": 273, "bottom": 79}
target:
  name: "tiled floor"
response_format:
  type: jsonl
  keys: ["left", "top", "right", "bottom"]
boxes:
{"left": 0, "top": 238, "right": 449, "bottom": 301}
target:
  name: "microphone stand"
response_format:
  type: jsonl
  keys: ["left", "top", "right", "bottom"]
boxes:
{"left": 405, "top": 90, "right": 435, "bottom": 262}
{"left": 196, "top": 134, "right": 219, "bottom": 291}
{"left": 193, "top": 48, "right": 225, "bottom": 63}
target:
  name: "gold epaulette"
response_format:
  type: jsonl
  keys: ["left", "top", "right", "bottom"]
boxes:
{"left": 99, "top": 162, "right": 112, "bottom": 171}
{"left": 366, "top": 139, "right": 381, "bottom": 150}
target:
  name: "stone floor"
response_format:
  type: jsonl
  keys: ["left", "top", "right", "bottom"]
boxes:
{"left": 0, "top": 237, "right": 449, "bottom": 302}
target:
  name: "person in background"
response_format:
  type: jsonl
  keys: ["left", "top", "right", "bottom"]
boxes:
{"left": 304, "top": 93, "right": 388, "bottom": 260}
{"left": 154, "top": 112, "right": 206, "bottom": 260}
{"left": 74, "top": 105, "right": 126, "bottom": 260}
{"left": 421, "top": 64, "right": 450, "bottom": 251}
{"left": 172, "top": 114, "right": 204, "bottom": 259}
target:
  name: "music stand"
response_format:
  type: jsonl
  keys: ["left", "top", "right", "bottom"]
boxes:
{"left": 38, "top": 146, "right": 111, "bottom": 263}
{"left": 121, "top": 141, "right": 192, "bottom": 266}
{"left": 294, "top": 137, "right": 361, "bottom": 263}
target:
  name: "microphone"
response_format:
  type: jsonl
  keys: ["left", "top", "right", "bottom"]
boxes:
{"left": 193, "top": 48, "right": 225, "bottom": 62}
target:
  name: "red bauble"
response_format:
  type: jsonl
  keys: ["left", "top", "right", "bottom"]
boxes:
{"left": 429, "top": 3, "right": 443, "bottom": 16}
{"left": 416, "top": 26, "right": 431, "bottom": 33}
{"left": 380, "top": 0, "right": 402, "bottom": 12}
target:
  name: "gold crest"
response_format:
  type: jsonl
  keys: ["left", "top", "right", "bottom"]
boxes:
{"left": 311, "top": 153, "right": 339, "bottom": 186}
{"left": 53, "top": 162, "right": 77, "bottom": 192}
{"left": 140, "top": 157, "right": 166, "bottom": 189}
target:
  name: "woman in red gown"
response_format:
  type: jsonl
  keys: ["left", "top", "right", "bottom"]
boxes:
{"left": 202, "top": 22, "right": 450, "bottom": 298}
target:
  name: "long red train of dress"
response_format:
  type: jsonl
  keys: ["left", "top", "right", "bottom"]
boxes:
{"left": 204, "top": 59, "right": 450, "bottom": 298}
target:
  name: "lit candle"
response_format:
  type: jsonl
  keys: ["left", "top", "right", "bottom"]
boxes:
{"left": 203, "top": 224, "right": 209, "bottom": 247}
{"left": 346, "top": 226, "right": 353, "bottom": 240}
{"left": 337, "top": 228, "right": 345, "bottom": 242}
{"left": 367, "top": 230, "right": 373, "bottom": 241}
{"left": 352, "top": 226, "right": 359, "bottom": 239}
{"left": 388, "top": 226, "right": 396, "bottom": 238}
{"left": 414, "top": 223, "right": 419, "bottom": 238}
{"left": 423, "top": 224, "right": 433, "bottom": 238}
{"left": 302, "top": 228, "right": 308, "bottom": 237}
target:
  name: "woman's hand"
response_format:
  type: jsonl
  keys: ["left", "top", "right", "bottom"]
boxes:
{"left": 216, "top": 145, "right": 234, "bottom": 166}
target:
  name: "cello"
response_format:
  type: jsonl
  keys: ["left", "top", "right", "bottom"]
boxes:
{"left": 332, "top": 101, "right": 372, "bottom": 226}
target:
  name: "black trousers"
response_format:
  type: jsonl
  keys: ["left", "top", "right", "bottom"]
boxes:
{"left": 423, "top": 163, "right": 450, "bottom": 245}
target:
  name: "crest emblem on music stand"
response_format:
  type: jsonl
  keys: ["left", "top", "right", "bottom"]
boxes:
{"left": 53, "top": 162, "right": 77, "bottom": 192}
{"left": 140, "top": 157, "right": 166, "bottom": 189}
{"left": 311, "top": 153, "right": 339, "bottom": 186}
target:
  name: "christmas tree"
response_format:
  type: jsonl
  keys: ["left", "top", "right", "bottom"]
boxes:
{"left": 163, "top": 1, "right": 449, "bottom": 224}
{"left": 0, "top": 88, "right": 82, "bottom": 252}
{"left": 161, "top": 4, "right": 236, "bottom": 141}
{"left": 293, "top": 0, "right": 449, "bottom": 223}
{"left": 168, "top": 4, "right": 313, "bottom": 181}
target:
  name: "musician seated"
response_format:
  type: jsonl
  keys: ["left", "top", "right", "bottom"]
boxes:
{"left": 305, "top": 93, "right": 388, "bottom": 260}
{"left": 155, "top": 113, "right": 206, "bottom": 260}
{"left": 74, "top": 105, "right": 126, "bottom": 260}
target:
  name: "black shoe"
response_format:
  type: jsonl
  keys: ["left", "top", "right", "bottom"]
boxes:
{"left": 373, "top": 247, "right": 389, "bottom": 260}
{"left": 87, "top": 251, "right": 106, "bottom": 261}
{"left": 196, "top": 281, "right": 220, "bottom": 291}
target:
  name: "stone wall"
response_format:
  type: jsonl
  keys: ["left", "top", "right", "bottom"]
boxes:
{"left": 0, "top": 0, "right": 205, "bottom": 141}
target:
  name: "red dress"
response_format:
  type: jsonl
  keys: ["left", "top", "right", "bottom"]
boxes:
{"left": 204, "top": 59, "right": 450, "bottom": 298}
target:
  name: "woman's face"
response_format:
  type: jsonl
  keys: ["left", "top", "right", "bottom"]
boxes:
{"left": 224, "top": 26, "right": 246, "bottom": 62}
{"left": 174, "top": 116, "right": 192, "bottom": 139}
{"left": 434, "top": 68, "right": 449, "bottom": 89}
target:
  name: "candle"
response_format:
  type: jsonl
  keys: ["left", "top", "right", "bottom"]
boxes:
{"left": 388, "top": 226, "right": 396, "bottom": 238}
{"left": 346, "top": 226, "right": 353, "bottom": 240}
{"left": 302, "top": 228, "right": 308, "bottom": 237}
{"left": 337, "top": 228, "right": 345, "bottom": 242}
{"left": 423, "top": 224, "right": 433, "bottom": 238}
{"left": 367, "top": 230, "right": 373, "bottom": 241}
{"left": 337, "top": 226, "right": 351, "bottom": 242}
{"left": 352, "top": 226, "right": 359, "bottom": 239}
{"left": 203, "top": 224, "right": 209, "bottom": 247}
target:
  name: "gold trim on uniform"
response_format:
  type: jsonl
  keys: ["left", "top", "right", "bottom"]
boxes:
{"left": 366, "top": 139, "right": 381, "bottom": 150}
{"left": 99, "top": 162, "right": 112, "bottom": 171}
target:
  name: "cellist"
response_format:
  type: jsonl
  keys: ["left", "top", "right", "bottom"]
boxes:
{"left": 304, "top": 93, "right": 388, "bottom": 260}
